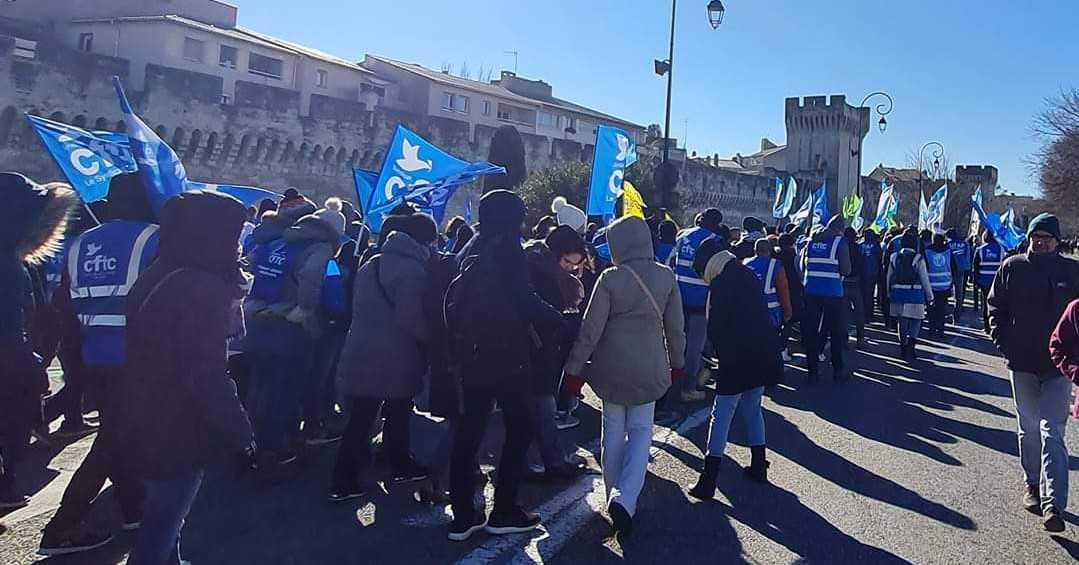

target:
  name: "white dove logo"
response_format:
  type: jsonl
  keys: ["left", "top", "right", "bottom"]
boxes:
{"left": 615, "top": 134, "right": 630, "bottom": 161}
{"left": 395, "top": 139, "right": 433, "bottom": 173}
{"left": 86, "top": 242, "right": 103, "bottom": 256}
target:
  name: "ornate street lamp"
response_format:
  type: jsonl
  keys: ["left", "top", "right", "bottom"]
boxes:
{"left": 707, "top": 0, "right": 726, "bottom": 29}
{"left": 859, "top": 91, "right": 893, "bottom": 134}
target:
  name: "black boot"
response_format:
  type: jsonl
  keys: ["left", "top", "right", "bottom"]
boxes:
{"left": 907, "top": 338, "right": 918, "bottom": 360}
{"left": 745, "top": 446, "right": 770, "bottom": 483}
{"left": 899, "top": 340, "right": 909, "bottom": 360}
{"left": 688, "top": 456, "right": 721, "bottom": 500}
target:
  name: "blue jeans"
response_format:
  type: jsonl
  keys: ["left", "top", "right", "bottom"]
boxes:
{"left": 246, "top": 318, "right": 314, "bottom": 455}
{"left": 705, "top": 386, "right": 766, "bottom": 457}
{"left": 1011, "top": 371, "right": 1071, "bottom": 513}
{"left": 532, "top": 394, "right": 564, "bottom": 469}
{"left": 681, "top": 310, "right": 709, "bottom": 394}
{"left": 129, "top": 470, "right": 204, "bottom": 565}
{"left": 898, "top": 316, "right": 922, "bottom": 341}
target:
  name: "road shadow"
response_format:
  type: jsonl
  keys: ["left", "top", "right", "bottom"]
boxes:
{"left": 1051, "top": 535, "right": 1079, "bottom": 560}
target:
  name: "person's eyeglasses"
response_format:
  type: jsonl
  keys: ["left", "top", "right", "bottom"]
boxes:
{"left": 1030, "top": 233, "right": 1056, "bottom": 242}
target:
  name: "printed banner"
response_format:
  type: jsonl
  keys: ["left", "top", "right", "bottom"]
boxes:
{"left": 587, "top": 124, "right": 637, "bottom": 218}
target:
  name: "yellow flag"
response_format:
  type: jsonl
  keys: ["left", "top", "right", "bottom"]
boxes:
{"left": 621, "top": 181, "right": 647, "bottom": 219}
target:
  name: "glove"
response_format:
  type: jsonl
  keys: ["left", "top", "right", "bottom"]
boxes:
{"left": 670, "top": 367, "right": 685, "bottom": 384}
{"left": 563, "top": 373, "right": 586, "bottom": 396}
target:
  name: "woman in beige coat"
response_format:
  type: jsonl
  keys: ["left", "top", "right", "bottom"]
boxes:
{"left": 564, "top": 216, "right": 686, "bottom": 537}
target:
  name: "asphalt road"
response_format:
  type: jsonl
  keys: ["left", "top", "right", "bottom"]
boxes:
{"left": 3, "top": 311, "right": 1079, "bottom": 564}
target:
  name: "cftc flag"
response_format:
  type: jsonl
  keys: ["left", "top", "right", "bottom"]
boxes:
{"left": 26, "top": 114, "right": 137, "bottom": 203}
{"left": 773, "top": 176, "right": 796, "bottom": 219}
{"left": 871, "top": 183, "right": 899, "bottom": 233}
{"left": 587, "top": 124, "right": 637, "bottom": 218}
{"left": 926, "top": 184, "right": 948, "bottom": 234}
{"left": 969, "top": 185, "right": 983, "bottom": 237}
{"left": 790, "top": 191, "right": 814, "bottom": 228}
{"left": 811, "top": 182, "right": 829, "bottom": 229}
{"left": 112, "top": 76, "right": 188, "bottom": 215}
{"left": 366, "top": 125, "right": 504, "bottom": 232}
{"left": 918, "top": 190, "right": 930, "bottom": 232}
{"left": 352, "top": 168, "right": 379, "bottom": 215}
{"left": 185, "top": 182, "right": 282, "bottom": 209}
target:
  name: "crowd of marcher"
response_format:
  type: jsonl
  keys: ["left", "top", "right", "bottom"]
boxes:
{"left": 2, "top": 170, "right": 1078, "bottom": 564}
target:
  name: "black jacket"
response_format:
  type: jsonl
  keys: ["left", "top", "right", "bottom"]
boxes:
{"left": 988, "top": 252, "right": 1079, "bottom": 374}
{"left": 706, "top": 256, "right": 784, "bottom": 395}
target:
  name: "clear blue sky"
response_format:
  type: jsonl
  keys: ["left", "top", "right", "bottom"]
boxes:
{"left": 229, "top": 0, "right": 1078, "bottom": 195}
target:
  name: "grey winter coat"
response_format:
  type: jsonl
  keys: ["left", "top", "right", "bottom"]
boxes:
{"left": 565, "top": 216, "right": 686, "bottom": 406}
{"left": 336, "top": 232, "right": 431, "bottom": 400}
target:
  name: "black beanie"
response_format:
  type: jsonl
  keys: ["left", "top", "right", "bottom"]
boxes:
{"left": 545, "top": 225, "right": 586, "bottom": 258}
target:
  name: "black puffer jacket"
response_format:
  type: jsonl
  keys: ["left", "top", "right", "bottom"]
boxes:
{"left": 988, "top": 251, "right": 1079, "bottom": 374}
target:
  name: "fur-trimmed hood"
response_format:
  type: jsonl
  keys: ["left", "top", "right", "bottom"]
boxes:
{"left": 0, "top": 174, "right": 80, "bottom": 264}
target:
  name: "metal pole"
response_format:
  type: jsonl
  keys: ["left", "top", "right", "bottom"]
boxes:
{"left": 661, "top": 0, "right": 677, "bottom": 208}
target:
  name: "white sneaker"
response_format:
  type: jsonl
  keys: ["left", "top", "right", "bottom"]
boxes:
{"left": 781, "top": 350, "right": 793, "bottom": 362}
{"left": 818, "top": 353, "right": 827, "bottom": 362}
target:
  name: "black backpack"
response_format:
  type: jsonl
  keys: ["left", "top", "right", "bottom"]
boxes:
{"left": 444, "top": 244, "right": 533, "bottom": 384}
{"left": 895, "top": 249, "right": 919, "bottom": 286}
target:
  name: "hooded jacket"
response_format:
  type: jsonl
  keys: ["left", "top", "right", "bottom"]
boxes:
{"left": 336, "top": 232, "right": 431, "bottom": 400}
{"left": 565, "top": 216, "right": 686, "bottom": 406}
{"left": 0, "top": 177, "right": 77, "bottom": 442}
{"left": 116, "top": 192, "right": 253, "bottom": 479}
{"left": 245, "top": 214, "right": 339, "bottom": 338}
{"left": 704, "top": 250, "right": 784, "bottom": 394}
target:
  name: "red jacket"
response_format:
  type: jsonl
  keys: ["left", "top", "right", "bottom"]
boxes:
{"left": 1049, "top": 299, "right": 1079, "bottom": 385}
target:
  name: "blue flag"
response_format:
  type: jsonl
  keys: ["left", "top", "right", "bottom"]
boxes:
{"left": 587, "top": 124, "right": 638, "bottom": 218}
{"left": 366, "top": 125, "right": 504, "bottom": 232}
{"left": 352, "top": 168, "right": 379, "bottom": 215}
{"left": 969, "top": 186, "right": 983, "bottom": 237}
{"left": 811, "top": 183, "right": 829, "bottom": 228}
{"left": 26, "top": 114, "right": 137, "bottom": 203}
{"left": 773, "top": 177, "right": 796, "bottom": 219}
{"left": 790, "top": 191, "right": 814, "bottom": 228}
{"left": 186, "top": 182, "right": 282, "bottom": 208}
{"left": 926, "top": 184, "right": 948, "bottom": 234}
{"left": 112, "top": 76, "right": 188, "bottom": 215}
{"left": 871, "top": 183, "right": 899, "bottom": 233}
{"left": 464, "top": 198, "right": 473, "bottom": 224}
{"left": 971, "top": 192, "right": 1023, "bottom": 251}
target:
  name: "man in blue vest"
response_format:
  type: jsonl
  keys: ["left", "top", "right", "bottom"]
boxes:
{"left": 973, "top": 230, "right": 1004, "bottom": 330}
{"left": 800, "top": 216, "right": 852, "bottom": 383}
{"left": 244, "top": 195, "right": 343, "bottom": 481}
{"left": 858, "top": 229, "right": 883, "bottom": 323}
{"left": 670, "top": 208, "right": 724, "bottom": 402}
{"left": 38, "top": 174, "right": 156, "bottom": 556}
{"left": 947, "top": 228, "right": 973, "bottom": 318}
{"left": 743, "top": 238, "right": 792, "bottom": 330}
{"left": 924, "top": 233, "right": 956, "bottom": 338}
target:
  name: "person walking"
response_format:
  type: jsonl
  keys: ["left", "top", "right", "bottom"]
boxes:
{"left": 39, "top": 174, "right": 156, "bottom": 556}
{"left": 244, "top": 196, "right": 342, "bottom": 479}
{"left": 0, "top": 174, "right": 78, "bottom": 510}
{"left": 887, "top": 231, "right": 934, "bottom": 361}
{"left": 689, "top": 246, "right": 784, "bottom": 500}
{"left": 987, "top": 213, "right": 1079, "bottom": 532}
{"left": 800, "top": 216, "right": 852, "bottom": 383}
{"left": 947, "top": 228, "right": 973, "bottom": 317}
{"left": 843, "top": 227, "right": 867, "bottom": 348}
{"left": 858, "top": 229, "right": 883, "bottom": 325}
{"left": 776, "top": 233, "right": 804, "bottom": 362}
{"left": 444, "top": 190, "right": 563, "bottom": 541}
{"left": 563, "top": 216, "right": 686, "bottom": 537}
{"left": 330, "top": 214, "right": 436, "bottom": 501}
{"left": 117, "top": 191, "right": 255, "bottom": 565}
{"left": 974, "top": 230, "right": 1004, "bottom": 330}
{"left": 670, "top": 209, "right": 724, "bottom": 402}
{"left": 743, "top": 238, "right": 792, "bottom": 331}
{"left": 924, "top": 233, "right": 956, "bottom": 338}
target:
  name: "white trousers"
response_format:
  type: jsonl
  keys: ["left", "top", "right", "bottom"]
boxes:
{"left": 601, "top": 400, "right": 655, "bottom": 516}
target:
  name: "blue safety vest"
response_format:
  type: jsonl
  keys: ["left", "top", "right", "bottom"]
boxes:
{"left": 744, "top": 255, "right": 782, "bottom": 328}
{"left": 859, "top": 240, "right": 880, "bottom": 279}
{"left": 249, "top": 239, "right": 306, "bottom": 303}
{"left": 890, "top": 250, "right": 925, "bottom": 305}
{"left": 42, "top": 241, "right": 71, "bottom": 303}
{"left": 924, "top": 248, "right": 953, "bottom": 292}
{"left": 673, "top": 227, "right": 714, "bottom": 308}
{"left": 948, "top": 238, "right": 972, "bottom": 272}
{"left": 803, "top": 235, "right": 844, "bottom": 298}
{"left": 655, "top": 242, "right": 674, "bottom": 265}
{"left": 976, "top": 242, "right": 1003, "bottom": 288}
{"left": 68, "top": 221, "right": 160, "bottom": 367}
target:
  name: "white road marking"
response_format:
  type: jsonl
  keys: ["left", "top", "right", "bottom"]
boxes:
{"left": 454, "top": 403, "right": 716, "bottom": 564}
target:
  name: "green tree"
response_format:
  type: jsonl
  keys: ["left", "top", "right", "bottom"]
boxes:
{"left": 517, "top": 161, "right": 590, "bottom": 226}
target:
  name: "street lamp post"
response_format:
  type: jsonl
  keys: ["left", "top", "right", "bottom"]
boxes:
{"left": 654, "top": 0, "right": 725, "bottom": 209}
{"left": 918, "top": 141, "right": 945, "bottom": 225}
{"left": 859, "top": 91, "right": 894, "bottom": 133}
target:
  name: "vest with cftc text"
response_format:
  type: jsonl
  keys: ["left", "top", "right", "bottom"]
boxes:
{"left": 249, "top": 239, "right": 307, "bottom": 303}
{"left": 976, "top": 242, "right": 1003, "bottom": 288}
{"left": 673, "top": 227, "right": 714, "bottom": 308}
{"left": 68, "top": 221, "right": 159, "bottom": 367}
{"left": 803, "top": 236, "right": 844, "bottom": 298}
{"left": 744, "top": 255, "right": 782, "bottom": 328}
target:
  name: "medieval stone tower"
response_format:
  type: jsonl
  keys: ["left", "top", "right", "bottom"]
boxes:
{"left": 784, "top": 95, "right": 870, "bottom": 215}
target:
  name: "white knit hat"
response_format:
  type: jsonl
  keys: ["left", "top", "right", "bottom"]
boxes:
{"left": 551, "top": 196, "right": 587, "bottom": 233}
{"left": 312, "top": 197, "right": 346, "bottom": 239}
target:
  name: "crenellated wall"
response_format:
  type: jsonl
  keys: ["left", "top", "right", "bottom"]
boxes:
{"left": 0, "top": 33, "right": 776, "bottom": 223}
